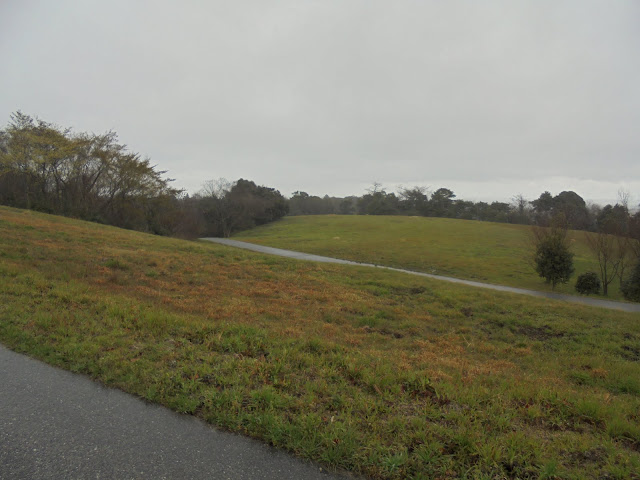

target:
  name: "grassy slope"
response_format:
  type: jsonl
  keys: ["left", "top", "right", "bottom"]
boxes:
{"left": 0, "top": 206, "right": 639, "bottom": 479}
{"left": 234, "top": 215, "right": 627, "bottom": 300}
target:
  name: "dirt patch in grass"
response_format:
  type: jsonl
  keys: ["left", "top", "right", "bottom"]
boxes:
{"left": 516, "top": 324, "right": 566, "bottom": 341}
{"left": 621, "top": 344, "right": 640, "bottom": 362}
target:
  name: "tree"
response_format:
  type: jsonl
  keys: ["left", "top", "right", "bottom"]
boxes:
{"left": 532, "top": 222, "right": 574, "bottom": 289}
{"left": 289, "top": 191, "right": 336, "bottom": 215}
{"left": 629, "top": 211, "right": 640, "bottom": 260}
{"left": 585, "top": 231, "right": 625, "bottom": 296}
{"left": 531, "top": 191, "right": 554, "bottom": 226}
{"left": 398, "top": 186, "right": 429, "bottom": 215}
{"left": 198, "top": 178, "right": 235, "bottom": 237}
{"left": 621, "top": 261, "right": 640, "bottom": 302}
{"left": 510, "top": 194, "right": 531, "bottom": 224}
{"left": 428, "top": 188, "right": 456, "bottom": 217}
{"left": 338, "top": 197, "right": 357, "bottom": 215}
{"left": 357, "top": 183, "right": 399, "bottom": 215}
{"left": 531, "top": 190, "right": 590, "bottom": 229}
{"left": 587, "top": 202, "right": 633, "bottom": 294}
{"left": 597, "top": 204, "right": 629, "bottom": 235}
{"left": 553, "top": 191, "right": 589, "bottom": 230}
{"left": 198, "top": 178, "right": 288, "bottom": 237}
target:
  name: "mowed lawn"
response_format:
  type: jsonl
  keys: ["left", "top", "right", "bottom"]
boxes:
{"left": 1, "top": 206, "right": 639, "bottom": 479}
{"left": 235, "top": 215, "right": 627, "bottom": 300}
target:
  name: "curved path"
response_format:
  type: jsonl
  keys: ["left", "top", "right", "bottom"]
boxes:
{"left": 0, "top": 344, "right": 352, "bottom": 480}
{"left": 202, "top": 238, "right": 640, "bottom": 314}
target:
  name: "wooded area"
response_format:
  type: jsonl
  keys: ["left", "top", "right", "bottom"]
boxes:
{"left": 0, "top": 113, "right": 289, "bottom": 238}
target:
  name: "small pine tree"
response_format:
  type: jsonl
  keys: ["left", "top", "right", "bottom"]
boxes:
{"left": 621, "top": 262, "right": 640, "bottom": 302}
{"left": 533, "top": 226, "right": 574, "bottom": 289}
{"left": 575, "top": 271, "right": 601, "bottom": 295}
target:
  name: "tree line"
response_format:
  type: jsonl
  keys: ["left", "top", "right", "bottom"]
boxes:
{"left": 291, "top": 183, "right": 640, "bottom": 233}
{"left": 0, "top": 112, "right": 289, "bottom": 238}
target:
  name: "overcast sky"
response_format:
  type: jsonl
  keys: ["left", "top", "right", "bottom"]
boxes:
{"left": 1, "top": 1, "right": 639, "bottom": 205}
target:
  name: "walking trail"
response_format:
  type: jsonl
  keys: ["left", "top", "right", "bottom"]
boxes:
{"left": 202, "top": 238, "right": 640, "bottom": 314}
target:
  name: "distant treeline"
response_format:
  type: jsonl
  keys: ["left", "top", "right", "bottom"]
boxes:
{"left": 1, "top": 112, "right": 639, "bottom": 241}
{"left": 289, "top": 184, "right": 640, "bottom": 237}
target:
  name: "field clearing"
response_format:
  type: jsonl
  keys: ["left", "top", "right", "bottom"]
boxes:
{"left": 235, "top": 215, "right": 627, "bottom": 300}
{"left": 0, "top": 206, "right": 639, "bottom": 479}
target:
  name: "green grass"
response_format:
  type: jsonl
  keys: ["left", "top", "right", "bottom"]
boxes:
{"left": 234, "top": 215, "right": 629, "bottom": 300}
{"left": 1, "top": 206, "right": 639, "bottom": 479}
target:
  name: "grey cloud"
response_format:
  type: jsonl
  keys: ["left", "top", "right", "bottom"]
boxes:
{"left": 1, "top": 1, "right": 638, "bottom": 201}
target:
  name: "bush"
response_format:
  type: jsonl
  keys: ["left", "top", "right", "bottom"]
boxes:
{"left": 534, "top": 230, "right": 574, "bottom": 289}
{"left": 621, "top": 262, "right": 640, "bottom": 302}
{"left": 575, "top": 272, "right": 601, "bottom": 295}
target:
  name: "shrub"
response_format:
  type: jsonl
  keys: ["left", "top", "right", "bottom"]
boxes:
{"left": 534, "top": 229, "right": 574, "bottom": 289}
{"left": 621, "top": 262, "right": 640, "bottom": 302}
{"left": 575, "top": 271, "right": 601, "bottom": 295}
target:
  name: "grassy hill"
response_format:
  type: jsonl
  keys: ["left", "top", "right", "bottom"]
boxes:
{"left": 234, "top": 215, "right": 627, "bottom": 300}
{"left": 1, "top": 206, "right": 639, "bottom": 479}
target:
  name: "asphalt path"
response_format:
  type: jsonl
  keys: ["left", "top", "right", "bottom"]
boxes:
{"left": 0, "top": 344, "right": 352, "bottom": 480}
{"left": 202, "top": 238, "right": 640, "bottom": 313}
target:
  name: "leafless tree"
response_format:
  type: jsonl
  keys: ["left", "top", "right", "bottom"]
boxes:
{"left": 617, "top": 188, "right": 631, "bottom": 212}
{"left": 585, "top": 231, "right": 624, "bottom": 296}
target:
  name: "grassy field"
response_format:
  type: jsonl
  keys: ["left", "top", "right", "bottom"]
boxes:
{"left": 235, "top": 215, "right": 628, "bottom": 300}
{"left": 1, "top": 206, "right": 639, "bottom": 479}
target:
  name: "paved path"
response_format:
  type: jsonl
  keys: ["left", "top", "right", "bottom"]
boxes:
{"left": 0, "top": 344, "right": 352, "bottom": 480}
{"left": 202, "top": 238, "right": 640, "bottom": 313}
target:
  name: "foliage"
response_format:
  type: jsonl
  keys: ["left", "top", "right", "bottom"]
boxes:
{"left": 533, "top": 227, "right": 574, "bottom": 289}
{"left": 629, "top": 212, "right": 640, "bottom": 256}
{"left": 0, "top": 111, "right": 182, "bottom": 233}
{"left": 0, "top": 112, "right": 291, "bottom": 239}
{"left": 575, "top": 271, "right": 601, "bottom": 295}
{"left": 357, "top": 183, "right": 400, "bottom": 215}
{"left": 428, "top": 187, "right": 456, "bottom": 217}
{"left": 197, "top": 178, "right": 288, "bottom": 237}
{"left": 621, "top": 262, "right": 640, "bottom": 302}
{"left": 598, "top": 204, "right": 629, "bottom": 235}
{"left": 289, "top": 191, "right": 339, "bottom": 215}
{"left": 531, "top": 191, "right": 590, "bottom": 229}
{"left": 397, "top": 186, "right": 429, "bottom": 215}
{"left": 1, "top": 207, "right": 639, "bottom": 479}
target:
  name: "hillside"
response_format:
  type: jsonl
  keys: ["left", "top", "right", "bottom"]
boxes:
{"left": 0, "top": 206, "right": 639, "bottom": 479}
{"left": 235, "top": 215, "right": 628, "bottom": 300}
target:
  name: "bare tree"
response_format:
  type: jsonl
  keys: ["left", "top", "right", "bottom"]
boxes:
{"left": 511, "top": 194, "right": 531, "bottom": 224}
{"left": 616, "top": 235, "right": 635, "bottom": 287}
{"left": 617, "top": 188, "right": 631, "bottom": 212}
{"left": 585, "top": 231, "right": 624, "bottom": 296}
{"left": 198, "top": 178, "right": 239, "bottom": 238}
